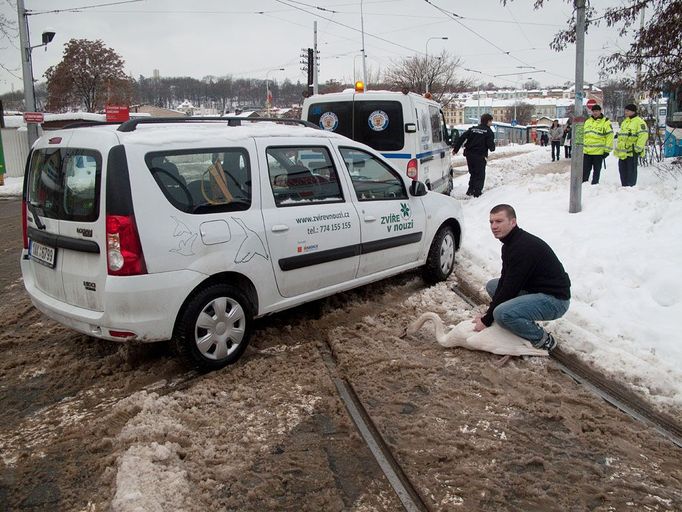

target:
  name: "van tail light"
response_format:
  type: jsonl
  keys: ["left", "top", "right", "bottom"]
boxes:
{"left": 406, "top": 158, "right": 418, "bottom": 180}
{"left": 21, "top": 200, "right": 28, "bottom": 249}
{"left": 106, "top": 214, "right": 147, "bottom": 276}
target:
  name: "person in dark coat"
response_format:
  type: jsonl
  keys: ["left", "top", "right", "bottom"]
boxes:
{"left": 472, "top": 204, "right": 571, "bottom": 351}
{"left": 563, "top": 119, "right": 573, "bottom": 158}
{"left": 452, "top": 113, "right": 495, "bottom": 197}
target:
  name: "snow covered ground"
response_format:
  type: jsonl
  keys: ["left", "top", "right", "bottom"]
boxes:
{"left": 3, "top": 144, "right": 681, "bottom": 414}
{"left": 451, "top": 144, "right": 682, "bottom": 413}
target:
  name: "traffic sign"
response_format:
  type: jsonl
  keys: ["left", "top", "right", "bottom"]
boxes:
{"left": 23, "top": 112, "right": 44, "bottom": 124}
{"left": 586, "top": 98, "right": 597, "bottom": 109}
{"left": 511, "top": 119, "right": 518, "bottom": 126}
{"left": 105, "top": 105, "right": 130, "bottom": 123}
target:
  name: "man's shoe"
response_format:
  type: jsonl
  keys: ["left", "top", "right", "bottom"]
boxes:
{"left": 536, "top": 333, "right": 557, "bottom": 352}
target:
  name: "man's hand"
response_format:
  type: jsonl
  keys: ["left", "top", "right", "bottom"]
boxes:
{"left": 472, "top": 315, "right": 486, "bottom": 332}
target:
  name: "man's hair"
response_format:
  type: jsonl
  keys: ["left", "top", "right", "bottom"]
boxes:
{"left": 490, "top": 204, "right": 516, "bottom": 219}
{"left": 480, "top": 113, "right": 493, "bottom": 124}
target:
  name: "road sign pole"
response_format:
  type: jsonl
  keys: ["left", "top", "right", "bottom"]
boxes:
{"left": 569, "top": 0, "right": 585, "bottom": 214}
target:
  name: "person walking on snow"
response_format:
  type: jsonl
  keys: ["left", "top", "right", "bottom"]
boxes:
{"left": 563, "top": 119, "right": 573, "bottom": 158}
{"left": 549, "top": 120, "right": 563, "bottom": 161}
{"left": 582, "top": 104, "right": 614, "bottom": 184}
{"left": 615, "top": 103, "right": 649, "bottom": 187}
{"left": 471, "top": 204, "right": 571, "bottom": 351}
{"left": 452, "top": 113, "right": 495, "bottom": 197}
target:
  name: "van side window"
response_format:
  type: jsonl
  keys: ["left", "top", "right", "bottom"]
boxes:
{"left": 339, "top": 147, "right": 407, "bottom": 201}
{"left": 266, "top": 146, "right": 343, "bottom": 206}
{"left": 429, "top": 105, "right": 443, "bottom": 144}
{"left": 27, "top": 148, "right": 102, "bottom": 222}
{"left": 145, "top": 148, "right": 251, "bottom": 214}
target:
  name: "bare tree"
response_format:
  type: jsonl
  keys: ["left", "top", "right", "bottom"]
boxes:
{"left": 600, "top": 79, "right": 636, "bottom": 120}
{"left": 0, "top": 12, "right": 20, "bottom": 82}
{"left": 514, "top": 102, "right": 535, "bottom": 125}
{"left": 383, "top": 50, "right": 472, "bottom": 104}
{"left": 523, "top": 79, "right": 540, "bottom": 90}
{"left": 503, "top": 0, "right": 682, "bottom": 92}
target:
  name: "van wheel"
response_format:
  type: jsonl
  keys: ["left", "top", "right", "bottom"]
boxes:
{"left": 423, "top": 226, "right": 456, "bottom": 283}
{"left": 175, "top": 284, "right": 254, "bottom": 371}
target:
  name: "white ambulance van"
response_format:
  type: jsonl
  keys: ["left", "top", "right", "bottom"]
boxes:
{"left": 302, "top": 86, "right": 454, "bottom": 194}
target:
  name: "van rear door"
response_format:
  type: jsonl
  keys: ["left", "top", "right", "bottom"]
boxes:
{"left": 25, "top": 147, "right": 69, "bottom": 302}
{"left": 25, "top": 141, "right": 106, "bottom": 311}
{"left": 59, "top": 149, "right": 106, "bottom": 311}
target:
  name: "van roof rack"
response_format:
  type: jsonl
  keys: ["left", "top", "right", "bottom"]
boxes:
{"left": 61, "top": 121, "right": 122, "bottom": 129}
{"left": 117, "top": 116, "right": 319, "bottom": 133}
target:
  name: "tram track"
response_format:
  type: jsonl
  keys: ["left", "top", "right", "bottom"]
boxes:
{"left": 451, "top": 281, "right": 682, "bottom": 448}
{"left": 315, "top": 277, "right": 682, "bottom": 510}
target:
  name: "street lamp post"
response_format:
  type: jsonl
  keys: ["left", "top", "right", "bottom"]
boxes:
{"left": 425, "top": 36, "right": 448, "bottom": 95}
{"left": 265, "top": 68, "right": 284, "bottom": 117}
{"left": 17, "top": 0, "right": 55, "bottom": 148}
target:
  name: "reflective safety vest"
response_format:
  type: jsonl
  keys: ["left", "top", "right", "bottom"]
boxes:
{"left": 583, "top": 115, "right": 614, "bottom": 156}
{"left": 615, "top": 115, "right": 649, "bottom": 159}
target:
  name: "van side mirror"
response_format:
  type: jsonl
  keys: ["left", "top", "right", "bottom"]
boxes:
{"left": 409, "top": 180, "right": 427, "bottom": 196}
{"left": 405, "top": 123, "right": 417, "bottom": 133}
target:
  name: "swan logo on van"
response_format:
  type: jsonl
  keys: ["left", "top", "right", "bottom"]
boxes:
{"left": 319, "top": 112, "right": 339, "bottom": 131}
{"left": 368, "top": 110, "right": 389, "bottom": 131}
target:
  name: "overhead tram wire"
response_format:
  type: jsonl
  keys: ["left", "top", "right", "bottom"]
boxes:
{"left": 425, "top": 0, "right": 581, "bottom": 84}
{"left": 30, "top": 0, "right": 143, "bottom": 15}
{"left": 273, "top": 0, "right": 427, "bottom": 56}
{"left": 423, "top": 0, "right": 539, "bottom": 69}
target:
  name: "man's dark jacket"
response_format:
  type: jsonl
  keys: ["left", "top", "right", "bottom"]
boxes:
{"left": 453, "top": 124, "right": 496, "bottom": 157}
{"left": 481, "top": 226, "right": 571, "bottom": 326}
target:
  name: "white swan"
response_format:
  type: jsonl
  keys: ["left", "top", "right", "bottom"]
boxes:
{"left": 403, "top": 312, "right": 549, "bottom": 359}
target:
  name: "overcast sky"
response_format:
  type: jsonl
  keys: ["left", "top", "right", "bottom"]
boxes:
{"left": 0, "top": 0, "right": 631, "bottom": 96}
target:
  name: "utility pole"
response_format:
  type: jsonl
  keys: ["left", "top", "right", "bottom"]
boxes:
{"left": 17, "top": 0, "right": 39, "bottom": 148}
{"left": 569, "top": 0, "right": 586, "bottom": 213}
{"left": 313, "top": 21, "right": 319, "bottom": 95}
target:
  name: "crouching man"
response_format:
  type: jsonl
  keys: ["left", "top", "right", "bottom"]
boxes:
{"left": 473, "top": 204, "right": 571, "bottom": 351}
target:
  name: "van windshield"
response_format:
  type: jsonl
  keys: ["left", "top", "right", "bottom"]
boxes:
{"left": 307, "top": 100, "right": 404, "bottom": 151}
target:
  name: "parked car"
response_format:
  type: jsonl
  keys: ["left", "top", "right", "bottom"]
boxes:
{"left": 21, "top": 117, "right": 464, "bottom": 371}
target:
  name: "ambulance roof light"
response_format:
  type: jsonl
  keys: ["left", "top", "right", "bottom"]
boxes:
{"left": 355, "top": 81, "right": 365, "bottom": 93}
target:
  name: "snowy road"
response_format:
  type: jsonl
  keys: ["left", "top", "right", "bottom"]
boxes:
{"left": 1, "top": 197, "right": 681, "bottom": 511}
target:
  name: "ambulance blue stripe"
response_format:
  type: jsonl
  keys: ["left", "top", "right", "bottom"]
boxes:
{"left": 381, "top": 148, "right": 446, "bottom": 160}
{"left": 381, "top": 153, "right": 412, "bottom": 159}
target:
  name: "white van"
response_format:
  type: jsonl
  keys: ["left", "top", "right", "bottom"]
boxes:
{"left": 20, "top": 117, "right": 463, "bottom": 371}
{"left": 302, "top": 88, "right": 454, "bottom": 195}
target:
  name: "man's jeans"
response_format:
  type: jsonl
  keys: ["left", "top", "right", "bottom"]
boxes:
{"left": 486, "top": 278, "right": 570, "bottom": 346}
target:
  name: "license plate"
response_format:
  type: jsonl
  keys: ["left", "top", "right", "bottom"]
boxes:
{"left": 29, "top": 240, "right": 57, "bottom": 268}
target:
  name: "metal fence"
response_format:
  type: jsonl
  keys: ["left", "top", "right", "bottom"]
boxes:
{"left": 1, "top": 128, "right": 29, "bottom": 177}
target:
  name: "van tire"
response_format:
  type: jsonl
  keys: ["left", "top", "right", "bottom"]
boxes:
{"left": 174, "top": 284, "right": 254, "bottom": 371}
{"left": 423, "top": 226, "right": 456, "bottom": 283}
